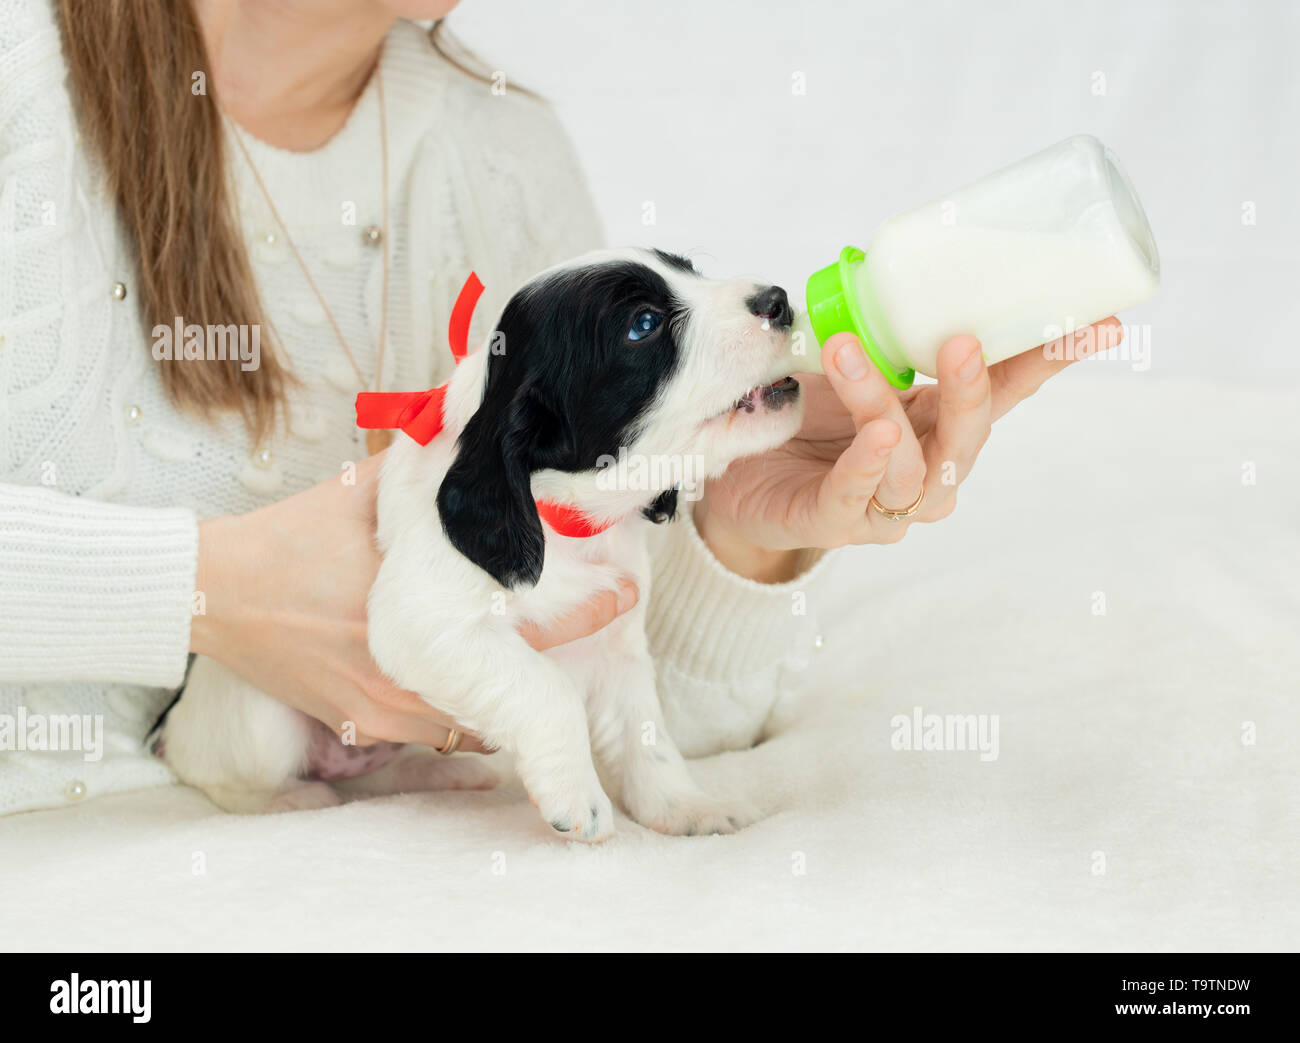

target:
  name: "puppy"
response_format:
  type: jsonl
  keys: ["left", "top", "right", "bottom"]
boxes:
{"left": 159, "top": 248, "right": 803, "bottom": 840}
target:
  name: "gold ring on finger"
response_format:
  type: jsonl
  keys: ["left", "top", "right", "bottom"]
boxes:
{"left": 869, "top": 487, "right": 925, "bottom": 521}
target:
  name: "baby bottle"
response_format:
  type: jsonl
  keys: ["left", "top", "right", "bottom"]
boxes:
{"left": 786, "top": 135, "right": 1160, "bottom": 386}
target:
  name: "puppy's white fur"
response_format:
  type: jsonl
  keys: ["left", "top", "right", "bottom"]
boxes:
{"left": 162, "top": 249, "right": 803, "bottom": 839}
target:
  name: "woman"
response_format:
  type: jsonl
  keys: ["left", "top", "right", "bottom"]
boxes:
{"left": 0, "top": 0, "right": 1117, "bottom": 815}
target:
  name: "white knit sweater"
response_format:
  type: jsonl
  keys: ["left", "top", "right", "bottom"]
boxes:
{"left": 0, "top": 2, "right": 830, "bottom": 816}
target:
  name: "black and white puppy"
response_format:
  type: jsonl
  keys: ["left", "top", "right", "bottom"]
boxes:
{"left": 160, "top": 248, "right": 803, "bottom": 841}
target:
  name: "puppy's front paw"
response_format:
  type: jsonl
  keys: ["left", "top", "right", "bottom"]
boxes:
{"left": 633, "top": 792, "right": 762, "bottom": 837}
{"left": 529, "top": 780, "right": 615, "bottom": 844}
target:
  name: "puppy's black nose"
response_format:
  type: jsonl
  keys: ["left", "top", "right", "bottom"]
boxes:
{"left": 747, "top": 285, "right": 792, "bottom": 328}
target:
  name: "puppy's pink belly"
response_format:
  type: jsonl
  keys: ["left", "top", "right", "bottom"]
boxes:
{"left": 304, "top": 718, "right": 404, "bottom": 780}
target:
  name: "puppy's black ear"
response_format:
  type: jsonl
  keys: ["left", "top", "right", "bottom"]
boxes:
{"left": 438, "top": 388, "right": 564, "bottom": 589}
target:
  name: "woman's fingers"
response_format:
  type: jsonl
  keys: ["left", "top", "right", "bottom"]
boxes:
{"left": 357, "top": 718, "right": 491, "bottom": 754}
{"left": 924, "top": 335, "right": 993, "bottom": 513}
{"left": 988, "top": 317, "right": 1124, "bottom": 421}
{"left": 344, "top": 686, "right": 492, "bottom": 752}
{"left": 819, "top": 417, "right": 901, "bottom": 528}
{"left": 517, "top": 578, "right": 639, "bottom": 651}
{"left": 821, "top": 333, "right": 927, "bottom": 515}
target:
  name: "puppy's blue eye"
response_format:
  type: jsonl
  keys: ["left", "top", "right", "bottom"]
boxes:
{"left": 627, "top": 310, "right": 662, "bottom": 342}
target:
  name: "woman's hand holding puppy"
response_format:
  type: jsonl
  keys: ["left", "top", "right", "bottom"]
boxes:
{"left": 191, "top": 452, "right": 639, "bottom": 750}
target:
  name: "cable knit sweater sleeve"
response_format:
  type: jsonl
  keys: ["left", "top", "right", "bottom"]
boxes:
{"left": 0, "top": 0, "right": 198, "bottom": 689}
{"left": 0, "top": 486, "right": 198, "bottom": 688}
{"left": 645, "top": 520, "right": 834, "bottom": 753}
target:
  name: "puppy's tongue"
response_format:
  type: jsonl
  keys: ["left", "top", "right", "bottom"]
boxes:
{"left": 732, "top": 377, "right": 798, "bottom": 413}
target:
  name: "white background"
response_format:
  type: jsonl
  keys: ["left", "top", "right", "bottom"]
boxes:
{"left": 453, "top": 0, "right": 1299, "bottom": 382}
{"left": 5, "top": 1, "right": 1295, "bottom": 952}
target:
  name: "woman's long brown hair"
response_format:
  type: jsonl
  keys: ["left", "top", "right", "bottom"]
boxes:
{"left": 56, "top": 2, "right": 501, "bottom": 442}
{"left": 57, "top": 0, "right": 293, "bottom": 442}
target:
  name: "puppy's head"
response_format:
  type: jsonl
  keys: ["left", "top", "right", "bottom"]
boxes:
{"left": 438, "top": 247, "right": 804, "bottom": 588}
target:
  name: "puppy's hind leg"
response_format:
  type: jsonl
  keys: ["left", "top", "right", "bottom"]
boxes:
{"left": 160, "top": 657, "right": 334, "bottom": 814}
{"left": 200, "top": 780, "right": 342, "bottom": 815}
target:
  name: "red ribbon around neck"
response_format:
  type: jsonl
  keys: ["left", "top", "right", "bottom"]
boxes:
{"left": 355, "top": 272, "right": 613, "bottom": 539}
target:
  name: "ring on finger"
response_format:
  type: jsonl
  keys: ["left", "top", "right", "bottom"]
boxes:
{"left": 436, "top": 728, "right": 462, "bottom": 756}
{"left": 869, "top": 487, "right": 925, "bottom": 521}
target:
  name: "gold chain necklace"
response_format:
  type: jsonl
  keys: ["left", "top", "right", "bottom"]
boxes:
{"left": 225, "top": 68, "right": 393, "bottom": 455}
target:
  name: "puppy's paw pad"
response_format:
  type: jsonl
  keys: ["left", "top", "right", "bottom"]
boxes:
{"left": 538, "top": 789, "right": 614, "bottom": 844}
{"left": 640, "top": 796, "right": 761, "bottom": 837}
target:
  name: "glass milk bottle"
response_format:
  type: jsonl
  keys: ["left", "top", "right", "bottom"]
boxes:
{"left": 786, "top": 135, "right": 1160, "bottom": 387}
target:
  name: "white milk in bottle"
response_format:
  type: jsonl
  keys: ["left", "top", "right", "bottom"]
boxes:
{"left": 786, "top": 135, "right": 1160, "bottom": 386}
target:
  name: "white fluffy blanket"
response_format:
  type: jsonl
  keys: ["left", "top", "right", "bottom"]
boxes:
{"left": 2, "top": 374, "right": 1296, "bottom": 952}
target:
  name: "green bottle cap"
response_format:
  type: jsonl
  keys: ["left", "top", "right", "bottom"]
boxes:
{"left": 804, "top": 245, "right": 915, "bottom": 389}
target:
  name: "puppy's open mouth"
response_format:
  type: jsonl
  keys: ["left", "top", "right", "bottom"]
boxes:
{"left": 731, "top": 376, "right": 800, "bottom": 414}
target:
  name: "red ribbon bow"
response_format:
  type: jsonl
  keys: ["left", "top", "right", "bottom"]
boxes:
{"left": 354, "top": 272, "right": 482, "bottom": 446}
{"left": 353, "top": 387, "right": 448, "bottom": 447}
{"left": 355, "top": 273, "right": 613, "bottom": 539}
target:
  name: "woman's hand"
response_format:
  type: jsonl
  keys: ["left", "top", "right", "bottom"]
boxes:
{"left": 191, "top": 452, "right": 638, "bottom": 749}
{"left": 697, "top": 320, "right": 1125, "bottom": 580}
